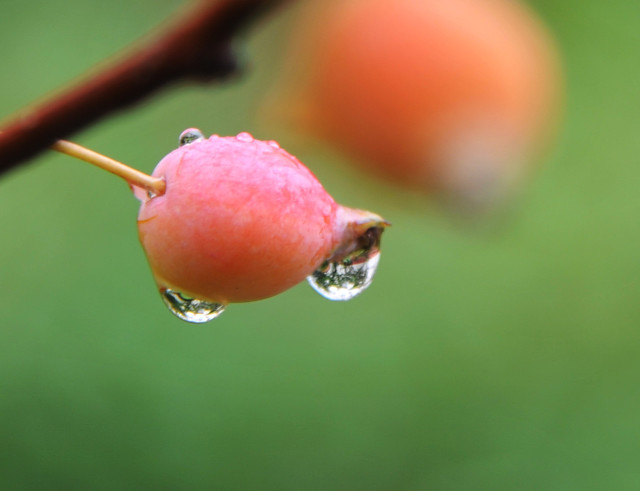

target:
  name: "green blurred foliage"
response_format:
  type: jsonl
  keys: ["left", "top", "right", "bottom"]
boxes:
{"left": 1, "top": 0, "right": 640, "bottom": 489}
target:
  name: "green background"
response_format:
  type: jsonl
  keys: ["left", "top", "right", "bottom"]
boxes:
{"left": 1, "top": 0, "right": 639, "bottom": 489}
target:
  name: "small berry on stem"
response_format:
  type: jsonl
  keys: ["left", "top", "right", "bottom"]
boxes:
{"left": 137, "top": 129, "right": 389, "bottom": 322}
{"left": 43, "top": 129, "right": 389, "bottom": 323}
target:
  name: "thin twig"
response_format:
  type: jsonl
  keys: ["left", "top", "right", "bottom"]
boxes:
{"left": 0, "top": 0, "right": 287, "bottom": 177}
{"left": 51, "top": 140, "right": 165, "bottom": 196}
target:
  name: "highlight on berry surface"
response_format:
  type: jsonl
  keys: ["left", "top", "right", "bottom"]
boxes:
{"left": 134, "top": 128, "right": 390, "bottom": 323}
{"left": 266, "top": 0, "right": 563, "bottom": 212}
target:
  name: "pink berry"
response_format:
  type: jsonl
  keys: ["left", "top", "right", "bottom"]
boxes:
{"left": 135, "top": 129, "right": 388, "bottom": 322}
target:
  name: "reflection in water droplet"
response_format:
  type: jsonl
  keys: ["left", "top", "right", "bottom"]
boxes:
{"left": 308, "top": 253, "right": 380, "bottom": 301}
{"left": 236, "top": 132, "right": 254, "bottom": 142}
{"left": 308, "top": 226, "right": 384, "bottom": 301}
{"left": 160, "top": 288, "right": 226, "bottom": 323}
{"left": 179, "top": 128, "right": 205, "bottom": 146}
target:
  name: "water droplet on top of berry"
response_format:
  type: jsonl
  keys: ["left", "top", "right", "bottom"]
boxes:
{"left": 179, "top": 128, "right": 205, "bottom": 146}
{"left": 235, "top": 132, "right": 254, "bottom": 142}
{"left": 267, "top": 140, "right": 280, "bottom": 149}
{"left": 160, "top": 288, "right": 226, "bottom": 323}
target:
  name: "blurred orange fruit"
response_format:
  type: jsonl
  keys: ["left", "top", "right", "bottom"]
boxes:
{"left": 268, "top": 0, "right": 562, "bottom": 209}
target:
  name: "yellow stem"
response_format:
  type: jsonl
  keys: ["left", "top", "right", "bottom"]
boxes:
{"left": 51, "top": 139, "right": 165, "bottom": 196}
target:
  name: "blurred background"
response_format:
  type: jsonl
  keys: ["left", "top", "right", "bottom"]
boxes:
{"left": 1, "top": 0, "right": 639, "bottom": 489}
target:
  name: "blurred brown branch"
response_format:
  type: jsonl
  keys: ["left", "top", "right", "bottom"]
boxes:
{"left": 0, "top": 0, "right": 288, "bottom": 176}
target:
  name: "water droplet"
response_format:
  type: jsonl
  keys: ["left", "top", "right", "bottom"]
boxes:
{"left": 160, "top": 288, "right": 226, "bottom": 323}
{"left": 307, "top": 226, "right": 384, "bottom": 301}
{"left": 267, "top": 140, "right": 280, "bottom": 149}
{"left": 236, "top": 132, "right": 254, "bottom": 142}
{"left": 179, "top": 128, "right": 205, "bottom": 146}
{"left": 308, "top": 253, "right": 380, "bottom": 301}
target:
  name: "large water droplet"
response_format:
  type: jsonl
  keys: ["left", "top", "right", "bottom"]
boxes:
{"left": 179, "top": 128, "right": 205, "bottom": 146}
{"left": 307, "top": 253, "right": 380, "bottom": 301}
{"left": 236, "top": 131, "right": 254, "bottom": 142}
{"left": 160, "top": 288, "right": 226, "bottom": 323}
{"left": 307, "top": 226, "right": 384, "bottom": 301}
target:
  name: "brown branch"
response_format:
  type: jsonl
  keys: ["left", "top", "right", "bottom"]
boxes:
{"left": 0, "top": 0, "right": 288, "bottom": 176}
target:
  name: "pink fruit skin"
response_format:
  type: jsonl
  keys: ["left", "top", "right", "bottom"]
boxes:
{"left": 137, "top": 135, "right": 340, "bottom": 304}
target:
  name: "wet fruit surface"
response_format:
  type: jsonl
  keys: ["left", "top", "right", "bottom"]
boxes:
{"left": 137, "top": 132, "right": 339, "bottom": 306}
{"left": 135, "top": 130, "right": 388, "bottom": 320}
